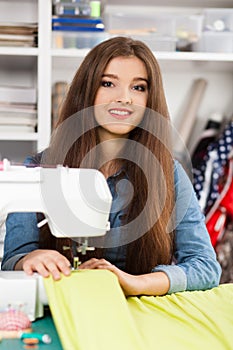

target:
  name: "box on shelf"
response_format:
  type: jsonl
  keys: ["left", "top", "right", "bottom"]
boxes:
{"left": 52, "top": 30, "right": 176, "bottom": 52}
{"left": 175, "top": 14, "right": 204, "bottom": 51}
{"left": 104, "top": 12, "right": 176, "bottom": 38}
{"left": 193, "top": 31, "right": 233, "bottom": 53}
{"left": 52, "top": 30, "right": 110, "bottom": 49}
{"left": 203, "top": 8, "right": 233, "bottom": 32}
{"left": 53, "top": 1, "right": 92, "bottom": 17}
{"left": 53, "top": 0, "right": 102, "bottom": 18}
{"left": 104, "top": 12, "right": 207, "bottom": 52}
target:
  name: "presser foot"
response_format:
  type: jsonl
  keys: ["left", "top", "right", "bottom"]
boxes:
{"left": 63, "top": 238, "right": 95, "bottom": 269}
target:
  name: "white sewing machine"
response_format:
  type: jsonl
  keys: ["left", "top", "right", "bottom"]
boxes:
{"left": 0, "top": 159, "right": 112, "bottom": 320}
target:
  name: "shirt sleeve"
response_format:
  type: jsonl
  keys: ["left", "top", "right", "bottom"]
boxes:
{"left": 152, "top": 160, "right": 222, "bottom": 294}
{"left": 1, "top": 212, "right": 39, "bottom": 270}
{"left": 1, "top": 155, "right": 41, "bottom": 271}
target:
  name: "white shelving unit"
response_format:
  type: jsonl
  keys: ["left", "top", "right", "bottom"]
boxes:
{"left": 0, "top": 0, "right": 232, "bottom": 162}
{"left": 0, "top": 0, "right": 38, "bottom": 161}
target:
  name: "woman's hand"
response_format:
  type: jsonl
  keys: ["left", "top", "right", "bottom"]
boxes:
{"left": 79, "top": 258, "right": 170, "bottom": 296}
{"left": 79, "top": 258, "right": 140, "bottom": 296}
{"left": 15, "top": 249, "right": 71, "bottom": 281}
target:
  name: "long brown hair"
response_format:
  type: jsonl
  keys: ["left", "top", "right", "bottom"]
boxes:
{"left": 42, "top": 36, "right": 175, "bottom": 274}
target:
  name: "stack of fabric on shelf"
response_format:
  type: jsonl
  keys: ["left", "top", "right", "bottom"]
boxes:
{"left": 0, "top": 85, "right": 37, "bottom": 134}
{"left": 0, "top": 22, "right": 38, "bottom": 47}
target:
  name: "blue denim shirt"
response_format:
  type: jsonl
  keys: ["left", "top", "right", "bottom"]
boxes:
{"left": 1, "top": 158, "right": 221, "bottom": 294}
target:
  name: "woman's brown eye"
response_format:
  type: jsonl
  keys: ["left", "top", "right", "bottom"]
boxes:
{"left": 102, "top": 81, "right": 113, "bottom": 87}
{"left": 134, "top": 85, "right": 146, "bottom": 92}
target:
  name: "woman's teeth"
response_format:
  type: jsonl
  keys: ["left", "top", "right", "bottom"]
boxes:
{"left": 110, "top": 110, "right": 130, "bottom": 116}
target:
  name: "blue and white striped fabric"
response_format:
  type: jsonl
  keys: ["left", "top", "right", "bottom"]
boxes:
{"left": 192, "top": 120, "right": 233, "bottom": 214}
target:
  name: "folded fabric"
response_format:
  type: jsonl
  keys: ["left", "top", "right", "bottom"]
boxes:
{"left": 44, "top": 270, "right": 143, "bottom": 350}
{"left": 44, "top": 270, "right": 233, "bottom": 350}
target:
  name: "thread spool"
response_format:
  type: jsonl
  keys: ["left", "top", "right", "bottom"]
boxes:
{"left": 90, "top": 1, "right": 101, "bottom": 17}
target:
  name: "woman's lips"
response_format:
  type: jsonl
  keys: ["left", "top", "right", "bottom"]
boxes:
{"left": 108, "top": 108, "right": 132, "bottom": 120}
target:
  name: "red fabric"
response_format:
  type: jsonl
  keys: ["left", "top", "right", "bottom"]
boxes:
{"left": 206, "top": 208, "right": 227, "bottom": 247}
{"left": 0, "top": 309, "right": 31, "bottom": 331}
{"left": 205, "top": 159, "right": 233, "bottom": 247}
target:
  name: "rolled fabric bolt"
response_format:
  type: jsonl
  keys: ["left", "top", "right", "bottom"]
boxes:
{"left": 174, "top": 78, "right": 207, "bottom": 154}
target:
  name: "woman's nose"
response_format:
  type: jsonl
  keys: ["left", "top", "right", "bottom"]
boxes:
{"left": 115, "top": 90, "right": 132, "bottom": 105}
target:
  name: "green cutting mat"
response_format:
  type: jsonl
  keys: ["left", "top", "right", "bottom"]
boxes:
{"left": 0, "top": 308, "right": 62, "bottom": 350}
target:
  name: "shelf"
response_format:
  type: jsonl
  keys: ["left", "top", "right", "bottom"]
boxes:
{"left": 156, "top": 51, "right": 233, "bottom": 62}
{"left": 51, "top": 49, "right": 233, "bottom": 73}
{"left": 156, "top": 52, "right": 233, "bottom": 72}
{"left": 0, "top": 133, "right": 38, "bottom": 141}
{"left": 52, "top": 48, "right": 233, "bottom": 62}
{"left": 51, "top": 48, "right": 89, "bottom": 58}
{"left": 0, "top": 47, "right": 38, "bottom": 56}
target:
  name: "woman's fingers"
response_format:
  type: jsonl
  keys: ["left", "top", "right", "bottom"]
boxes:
{"left": 21, "top": 250, "right": 71, "bottom": 280}
{"left": 79, "top": 258, "right": 117, "bottom": 273}
{"left": 79, "top": 258, "right": 99, "bottom": 269}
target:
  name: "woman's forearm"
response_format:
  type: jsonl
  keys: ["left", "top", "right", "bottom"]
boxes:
{"left": 79, "top": 258, "right": 170, "bottom": 296}
{"left": 134, "top": 272, "right": 170, "bottom": 296}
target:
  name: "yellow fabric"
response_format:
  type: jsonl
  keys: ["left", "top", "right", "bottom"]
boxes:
{"left": 43, "top": 270, "right": 143, "bottom": 350}
{"left": 127, "top": 285, "right": 233, "bottom": 350}
{"left": 44, "top": 270, "right": 233, "bottom": 350}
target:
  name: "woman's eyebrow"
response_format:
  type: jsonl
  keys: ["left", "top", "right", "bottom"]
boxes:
{"left": 102, "top": 74, "right": 148, "bottom": 84}
{"left": 133, "top": 77, "right": 149, "bottom": 84}
{"left": 102, "top": 73, "right": 118, "bottom": 79}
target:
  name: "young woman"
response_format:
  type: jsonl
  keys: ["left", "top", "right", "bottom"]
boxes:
{"left": 2, "top": 36, "right": 221, "bottom": 296}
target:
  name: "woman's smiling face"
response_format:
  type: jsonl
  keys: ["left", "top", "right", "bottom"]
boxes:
{"left": 94, "top": 56, "right": 149, "bottom": 142}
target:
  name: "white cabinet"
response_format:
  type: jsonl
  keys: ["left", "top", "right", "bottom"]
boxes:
{"left": 0, "top": 0, "right": 52, "bottom": 161}
{"left": 0, "top": 0, "right": 232, "bottom": 162}
{"left": 0, "top": 0, "right": 38, "bottom": 161}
